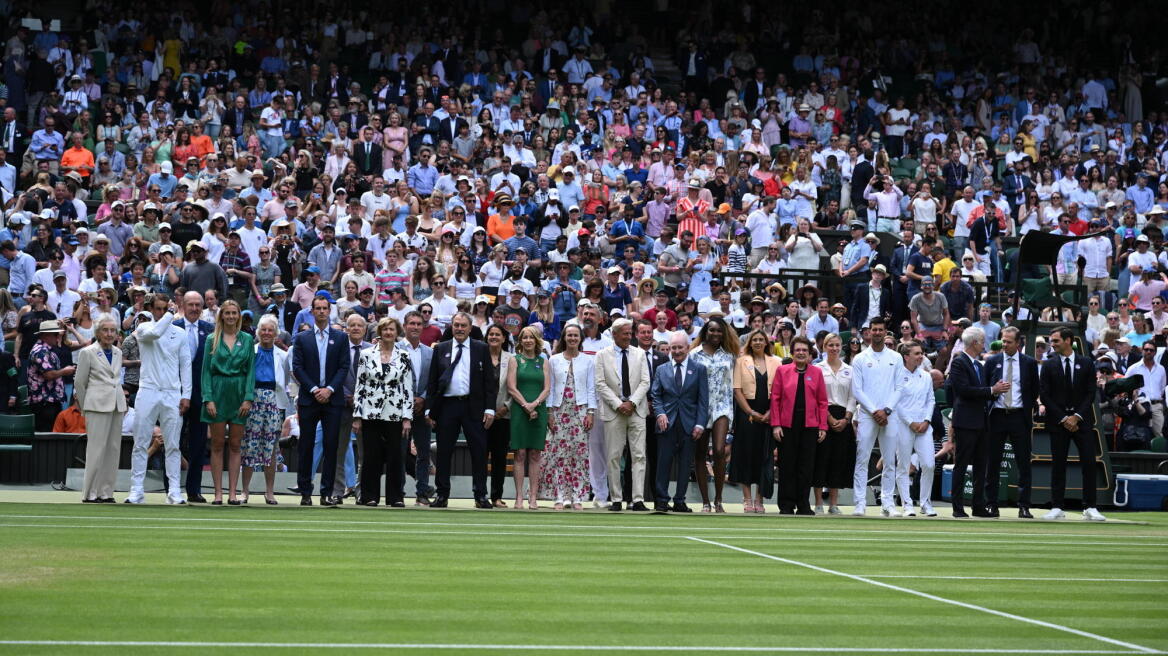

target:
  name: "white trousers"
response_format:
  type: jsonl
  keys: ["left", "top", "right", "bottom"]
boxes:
{"left": 604, "top": 413, "right": 647, "bottom": 503}
{"left": 892, "top": 422, "right": 935, "bottom": 510}
{"left": 854, "top": 412, "right": 896, "bottom": 509}
{"left": 130, "top": 388, "right": 183, "bottom": 499}
{"left": 588, "top": 418, "right": 609, "bottom": 502}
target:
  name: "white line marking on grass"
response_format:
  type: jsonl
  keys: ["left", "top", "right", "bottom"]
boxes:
{"left": 686, "top": 537, "right": 1161, "bottom": 655}
{"left": 1, "top": 517, "right": 1162, "bottom": 548}
{"left": 0, "top": 641, "right": 1159, "bottom": 653}
{"left": 863, "top": 575, "right": 1168, "bottom": 583}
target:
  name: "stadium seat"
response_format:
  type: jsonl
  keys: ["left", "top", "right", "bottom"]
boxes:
{"left": 898, "top": 157, "right": 920, "bottom": 178}
{"left": 0, "top": 413, "right": 34, "bottom": 452}
{"left": 1151, "top": 436, "right": 1167, "bottom": 453}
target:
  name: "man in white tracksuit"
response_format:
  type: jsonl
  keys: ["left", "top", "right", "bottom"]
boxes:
{"left": 892, "top": 341, "right": 936, "bottom": 517}
{"left": 126, "top": 293, "right": 192, "bottom": 504}
{"left": 849, "top": 317, "right": 902, "bottom": 516}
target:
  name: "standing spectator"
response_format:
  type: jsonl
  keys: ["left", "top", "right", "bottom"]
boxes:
{"left": 507, "top": 325, "right": 550, "bottom": 510}
{"left": 594, "top": 318, "right": 651, "bottom": 511}
{"left": 352, "top": 317, "right": 415, "bottom": 507}
{"left": 74, "top": 316, "right": 126, "bottom": 503}
{"left": 200, "top": 300, "right": 256, "bottom": 505}
{"left": 27, "top": 319, "right": 73, "bottom": 430}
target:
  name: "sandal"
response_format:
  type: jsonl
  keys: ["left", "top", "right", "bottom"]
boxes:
{"left": 513, "top": 498, "right": 524, "bottom": 510}
{"left": 701, "top": 503, "right": 712, "bottom": 513}
{"left": 743, "top": 501, "right": 754, "bottom": 514}
{"left": 571, "top": 502, "right": 583, "bottom": 511}
{"left": 528, "top": 500, "right": 539, "bottom": 510}
{"left": 714, "top": 502, "right": 725, "bottom": 513}
{"left": 493, "top": 499, "right": 507, "bottom": 508}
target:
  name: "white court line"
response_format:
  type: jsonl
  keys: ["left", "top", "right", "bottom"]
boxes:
{"left": 2, "top": 521, "right": 1164, "bottom": 549}
{"left": 687, "top": 537, "right": 1161, "bottom": 655}
{"left": 0, "top": 514, "right": 1161, "bottom": 545}
{"left": 863, "top": 575, "right": 1168, "bottom": 583}
{"left": 0, "top": 641, "right": 1159, "bottom": 654}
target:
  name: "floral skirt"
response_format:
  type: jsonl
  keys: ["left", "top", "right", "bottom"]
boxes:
{"left": 242, "top": 388, "right": 282, "bottom": 471}
{"left": 540, "top": 376, "right": 591, "bottom": 503}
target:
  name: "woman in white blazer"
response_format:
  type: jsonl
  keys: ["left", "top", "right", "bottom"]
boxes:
{"left": 542, "top": 324, "right": 597, "bottom": 510}
{"left": 352, "top": 317, "right": 415, "bottom": 507}
{"left": 242, "top": 315, "right": 292, "bottom": 505}
{"left": 75, "top": 316, "right": 127, "bottom": 503}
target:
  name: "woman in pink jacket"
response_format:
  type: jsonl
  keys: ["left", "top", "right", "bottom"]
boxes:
{"left": 770, "top": 336, "right": 829, "bottom": 515}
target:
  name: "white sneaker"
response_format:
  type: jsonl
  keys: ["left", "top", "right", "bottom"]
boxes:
{"left": 922, "top": 504, "right": 937, "bottom": 517}
{"left": 1083, "top": 508, "right": 1107, "bottom": 521}
{"left": 1042, "top": 508, "right": 1066, "bottom": 520}
{"left": 881, "top": 506, "right": 901, "bottom": 517}
{"left": 593, "top": 500, "right": 610, "bottom": 509}
{"left": 852, "top": 505, "right": 867, "bottom": 516}
{"left": 828, "top": 505, "right": 842, "bottom": 515}
{"left": 166, "top": 494, "right": 186, "bottom": 505}
{"left": 903, "top": 505, "right": 917, "bottom": 517}
{"left": 123, "top": 496, "right": 145, "bottom": 504}
{"left": 813, "top": 504, "right": 824, "bottom": 514}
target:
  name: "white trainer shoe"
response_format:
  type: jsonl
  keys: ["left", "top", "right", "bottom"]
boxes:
{"left": 813, "top": 504, "right": 824, "bottom": 514}
{"left": 828, "top": 505, "right": 842, "bottom": 515}
{"left": 1042, "top": 507, "right": 1066, "bottom": 520}
{"left": 903, "top": 505, "right": 917, "bottom": 517}
{"left": 166, "top": 494, "right": 187, "bottom": 505}
{"left": 922, "top": 504, "right": 937, "bottom": 517}
{"left": 881, "top": 506, "right": 901, "bottom": 517}
{"left": 1083, "top": 507, "right": 1107, "bottom": 521}
{"left": 852, "top": 505, "right": 867, "bottom": 516}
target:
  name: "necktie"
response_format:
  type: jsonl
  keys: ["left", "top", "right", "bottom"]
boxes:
{"left": 673, "top": 362, "right": 682, "bottom": 389}
{"left": 973, "top": 358, "right": 982, "bottom": 384}
{"left": 1064, "top": 357, "right": 1072, "bottom": 385}
{"left": 1004, "top": 357, "right": 1014, "bottom": 408}
{"left": 351, "top": 344, "right": 361, "bottom": 380}
{"left": 620, "top": 349, "right": 631, "bottom": 399}
{"left": 365, "top": 144, "right": 371, "bottom": 168}
{"left": 441, "top": 342, "right": 465, "bottom": 392}
{"left": 187, "top": 324, "right": 197, "bottom": 359}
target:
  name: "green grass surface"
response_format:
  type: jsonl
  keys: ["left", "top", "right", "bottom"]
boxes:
{"left": 1, "top": 502, "right": 1166, "bottom": 655}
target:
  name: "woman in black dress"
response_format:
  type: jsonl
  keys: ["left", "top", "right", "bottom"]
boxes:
{"left": 732, "top": 329, "right": 781, "bottom": 513}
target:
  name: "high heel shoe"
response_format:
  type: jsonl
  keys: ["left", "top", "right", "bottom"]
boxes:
{"left": 714, "top": 502, "right": 725, "bottom": 513}
{"left": 701, "top": 503, "right": 712, "bottom": 513}
{"left": 528, "top": 499, "right": 539, "bottom": 510}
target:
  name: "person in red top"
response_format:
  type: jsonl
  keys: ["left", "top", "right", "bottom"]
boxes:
{"left": 642, "top": 289, "right": 678, "bottom": 330}
{"left": 416, "top": 301, "right": 444, "bottom": 345}
{"left": 769, "top": 336, "right": 828, "bottom": 515}
{"left": 675, "top": 179, "right": 710, "bottom": 240}
{"left": 486, "top": 194, "right": 517, "bottom": 245}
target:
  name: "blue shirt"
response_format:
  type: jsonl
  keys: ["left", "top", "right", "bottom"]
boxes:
{"left": 313, "top": 327, "right": 330, "bottom": 389}
{"left": 29, "top": 129, "right": 64, "bottom": 161}
{"left": 255, "top": 346, "right": 275, "bottom": 383}
{"left": 146, "top": 173, "right": 178, "bottom": 198}
{"left": 7, "top": 251, "right": 36, "bottom": 295}
{"left": 841, "top": 239, "right": 873, "bottom": 275}
{"left": 1127, "top": 185, "right": 1154, "bottom": 214}
{"left": 556, "top": 181, "right": 584, "bottom": 211}
{"left": 407, "top": 163, "right": 438, "bottom": 195}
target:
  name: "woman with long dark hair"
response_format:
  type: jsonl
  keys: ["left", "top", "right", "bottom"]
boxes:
{"left": 689, "top": 316, "right": 739, "bottom": 513}
{"left": 486, "top": 323, "right": 514, "bottom": 506}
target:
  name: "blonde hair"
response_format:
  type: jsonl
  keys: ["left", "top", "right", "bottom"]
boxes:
{"left": 209, "top": 299, "right": 243, "bottom": 355}
{"left": 516, "top": 325, "right": 544, "bottom": 356}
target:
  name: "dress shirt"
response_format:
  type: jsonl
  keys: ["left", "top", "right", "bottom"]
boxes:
{"left": 804, "top": 313, "right": 839, "bottom": 339}
{"left": 850, "top": 346, "right": 902, "bottom": 415}
{"left": 670, "top": 357, "right": 689, "bottom": 387}
{"left": 993, "top": 352, "right": 1024, "bottom": 409}
{"left": 841, "top": 239, "right": 872, "bottom": 275}
{"left": 1078, "top": 236, "right": 1112, "bottom": 278}
{"left": 866, "top": 284, "right": 882, "bottom": 325}
{"left": 445, "top": 338, "right": 472, "bottom": 397}
{"left": 314, "top": 327, "right": 330, "bottom": 389}
{"left": 185, "top": 321, "right": 199, "bottom": 360}
{"left": 895, "top": 365, "right": 934, "bottom": 425}
{"left": 1126, "top": 360, "right": 1166, "bottom": 402}
{"left": 817, "top": 361, "right": 857, "bottom": 413}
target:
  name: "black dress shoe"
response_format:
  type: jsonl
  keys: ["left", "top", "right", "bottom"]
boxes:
{"left": 474, "top": 498, "right": 493, "bottom": 509}
{"left": 672, "top": 503, "right": 693, "bottom": 512}
{"left": 608, "top": 501, "right": 623, "bottom": 511}
{"left": 1018, "top": 507, "right": 1033, "bottom": 519}
{"left": 779, "top": 508, "right": 795, "bottom": 515}
{"left": 389, "top": 501, "right": 405, "bottom": 508}
{"left": 265, "top": 498, "right": 279, "bottom": 506}
{"left": 288, "top": 486, "right": 304, "bottom": 495}
{"left": 300, "top": 496, "right": 313, "bottom": 506}
{"left": 629, "top": 501, "right": 649, "bottom": 511}
{"left": 188, "top": 494, "right": 208, "bottom": 503}
{"left": 211, "top": 500, "right": 223, "bottom": 506}
{"left": 986, "top": 506, "right": 1000, "bottom": 518}
{"left": 415, "top": 494, "right": 432, "bottom": 507}
{"left": 99, "top": 498, "right": 116, "bottom": 503}
{"left": 653, "top": 502, "right": 670, "bottom": 513}
{"left": 320, "top": 495, "right": 337, "bottom": 507}
{"left": 227, "top": 500, "right": 242, "bottom": 506}
{"left": 796, "top": 508, "right": 816, "bottom": 516}
{"left": 82, "top": 498, "right": 100, "bottom": 503}
{"left": 952, "top": 509, "right": 969, "bottom": 518}
{"left": 333, "top": 497, "right": 344, "bottom": 505}
{"left": 972, "top": 508, "right": 993, "bottom": 518}
{"left": 430, "top": 496, "right": 449, "bottom": 508}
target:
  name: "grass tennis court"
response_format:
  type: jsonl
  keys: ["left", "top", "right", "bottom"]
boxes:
{"left": 1, "top": 502, "right": 1166, "bottom": 655}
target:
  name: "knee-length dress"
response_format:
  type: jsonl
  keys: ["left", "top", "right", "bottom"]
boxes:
{"left": 690, "top": 347, "right": 735, "bottom": 430}
{"left": 541, "top": 357, "right": 592, "bottom": 502}
{"left": 730, "top": 368, "right": 774, "bottom": 491}
{"left": 509, "top": 353, "right": 548, "bottom": 449}
{"left": 200, "top": 332, "right": 256, "bottom": 425}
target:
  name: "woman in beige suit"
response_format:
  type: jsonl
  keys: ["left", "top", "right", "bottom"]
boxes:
{"left": 75, "top": 316, "right": 128, "bottom": 503}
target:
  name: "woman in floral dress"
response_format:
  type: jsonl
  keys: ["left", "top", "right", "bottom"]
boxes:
{"left": 689, "top": 317, "right": 739, "bottom": 513}
{"left": 542, "top": 324, "right": 595, "bottom": 510}
{"left": 241, "top": 315, "right": 290, "bottom": 505}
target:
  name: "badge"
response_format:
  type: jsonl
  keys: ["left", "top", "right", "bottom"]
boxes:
{"left": 867, "top": 362, "right": 873, "bottom": 367}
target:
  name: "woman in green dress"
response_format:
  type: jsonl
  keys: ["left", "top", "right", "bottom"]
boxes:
{"left": 507, "top": 325, "right": 550, "bottom": 510}
{"left": 200, "top": 299, "right": 256, "bottom": 505}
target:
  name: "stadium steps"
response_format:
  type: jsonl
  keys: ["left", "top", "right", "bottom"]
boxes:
{"left": 650, "top": 47, "right": 682, "bottom": 96}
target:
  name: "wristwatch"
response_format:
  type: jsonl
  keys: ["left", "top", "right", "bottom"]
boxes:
{"left": 882, "top": 407, "right": 892, "bottom": 415}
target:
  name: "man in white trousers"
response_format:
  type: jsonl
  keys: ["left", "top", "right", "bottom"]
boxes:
{"left": 892, "top": 341, "right": 935, "bottom": 517}
{"left": 595, "top": 318, "right": 652, "bottom": 511}
{"left": 126, "top": 293, "right": 193, "bottom": 504}
{"left": 849, "top": 316, "right": 903, "bottom": 516}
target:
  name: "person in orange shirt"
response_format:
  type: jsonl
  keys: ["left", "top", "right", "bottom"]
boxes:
{"left": 190, "top": 121, "right": 215, "bottom": 163}
{"left": 486, "top": 194, "right": 517, "bottom": 246}
{"left": 60, "top": 132, "right": 95, "bottom": 179}
{"left": 52, "top": 396, "right": 88, "bottom": 433}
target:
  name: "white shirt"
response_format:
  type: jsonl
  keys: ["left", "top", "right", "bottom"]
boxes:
{"left": 668, "top": 356, "right": 690, "bottom": 387}
{"left": 745, "top": 209, "right": 775, "bottom": 250}
{"left": 951, "top": 198, "right": 978, "bottom": 238}
{"left": 993, "top": 352, "right": 1024, "bottom": 409}
{"left": 427, "top": 295, "right": 459, "bottom": 329}
{"left": 360, "top": 190, "right": 393, "bottom": 217}
{"left": 445, "top": 337, "right": 472, "bottom": 397}
{"left": 850, "top": 346, "right": 903, "bottom": 415}
{"left": 237, "top": 224, "right": 268, "bottom": 265}
{"left": 134, "top": 312, "right": 193, "bottom": 398}
{"left": 1078, "top": 236, "right": 1112, "bottom": 278}
{"left": 1127, "top": 360, "right": 1166, "bottom": 402}
{"left": 47, "top": 288, "right": 81, "bottom": 318}
{"left": 894, "top": 365, "right": 934, "bottom": 426}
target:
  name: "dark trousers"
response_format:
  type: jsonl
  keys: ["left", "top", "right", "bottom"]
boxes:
{"left": 359, "top": 419, "right": 405, "bottom": 505}
{"left": 986, "top": 409, "right": 1033, "bottom": 508}
{"left": 297, "top": 402, "right": 342, "bottom": 496}
{"left": 434, "top": 397, "right": 488, "bottom": 500}
{"left": 655, "top": 423, "right": 694, "bottom": 504}
{"left": 181, "top": 400, "right": 208, "bottom": 496}
{"left": 624, "top": 417, "right": 657, "bottom": 502}
{"left": 31, "top": 401, "right": 59, "bottom": 432}
{"left": 407, "top": 410, "right": 433, "bottom": 497}
{"left": 951, "top": 426, "right": 988, "bottom": 512}
{"left": 487, "top": 417, "right": 510, "bottom": 502}
{"left": 1049, "top": 423, "right": 1098, "bottom": 508}
{"left": 776, "top": 426, "right": 817, "bottom": 512}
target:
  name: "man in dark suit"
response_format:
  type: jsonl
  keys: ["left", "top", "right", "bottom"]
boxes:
{"left": 291, "top": 296, "right": 351, "bottom": 506}
{"left": 948, "top": 326, "right": 1010, "bottom": 517}
{"left": 984, "top": 326, "right": 1039, "bottom": 518}
{"left": 1040, "top": 327, "right": 1106, "bottom": 521}
{"left": 220, "top": 96, "right": 251, "bottom": 140}
{"left": 439, "top": 111, "right": 468, "bottom": 146}
{"left": 401, "top": 310, "right": 435, "bottom": 504}
{"left": 625, "top": 319, "right": 669, "bottom": 504}
{"left": 850, "top": 264, "right": 891, "bottom": 330}
{"left": 267, "top": 284, "right": 300, "bottom": 334}
{"left": 650, "top": 331, "right": 709, "bottom": 513}
{"left": 343, "top": 101, "right": 367, "bottom": 133}
{"left": 1001, "top": 162, "right": 1033, "bottom": 213}
{"left": 1, "top": 107, "right": 26, "bottom": 167}
{"left": 425, "top": 312, "right": 497, "bottom": 509}
{"left": 353, "top": 127, "right": 382, "bottom": 178}
{"left": 332, "top": 313, "right": 372, "bottom": 502}
{"left": 174, "top": 291, "right": 214, "bottom": 502}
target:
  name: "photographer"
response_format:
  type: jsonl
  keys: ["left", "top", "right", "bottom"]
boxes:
{"left": 862, "top": 173, "right": 904, "bottom": 234}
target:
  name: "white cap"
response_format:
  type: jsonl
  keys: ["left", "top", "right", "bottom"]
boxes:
{"left": 562, "top": 166, "right": 576, "bottom": 175}
{"left": 159, "top": 161, "right": 173, "bottom": 174}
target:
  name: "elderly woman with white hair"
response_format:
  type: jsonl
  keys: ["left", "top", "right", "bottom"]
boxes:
{"left": 241, "top": 314, "right": 292, "bottom": 505}
{"left": 75, "top": 315, "right": 127, "bottom": 503}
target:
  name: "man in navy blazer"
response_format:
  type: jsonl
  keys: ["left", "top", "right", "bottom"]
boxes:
{"left": 947, "top": 325, "right": 1010, "bottom": 517}
{"left": 650, "top": 331, "right": 709, "bottom": 512}
{"left": 984, "top": 326, "right": 1040, "bottom": 517}
{"left": 291, "top": 296, "right": 351, "bottom": 506}
{"left": 849, "top": 265, "right": 891, "bottom": 330}
{"left": 174, "top": 291, "right": 214, "bottom": 503}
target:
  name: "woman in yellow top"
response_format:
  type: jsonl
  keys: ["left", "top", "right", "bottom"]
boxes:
{"left": 201, "top": 300, "right": 256, "bottom": 505}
